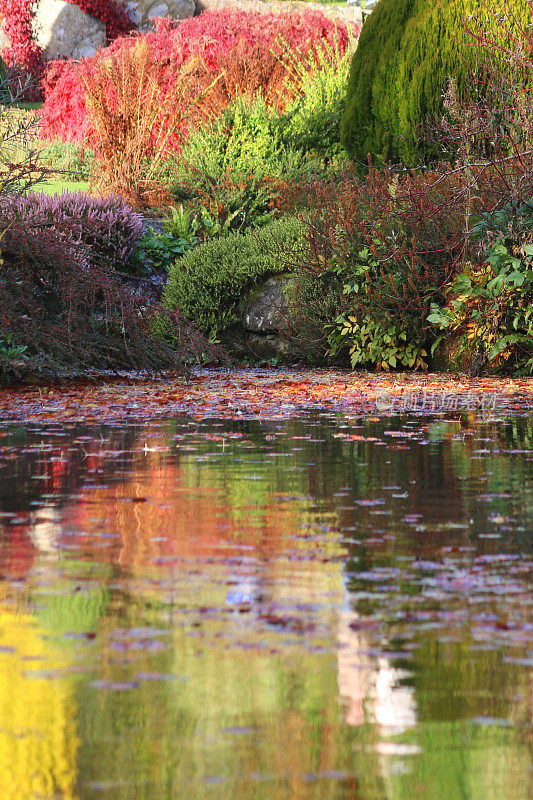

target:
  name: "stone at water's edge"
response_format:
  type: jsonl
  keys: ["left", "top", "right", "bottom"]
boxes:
{"left": 225, "top": 274, "right": 303, "bottom": 363}
{"left": 240, "top": 275, "right": 291, "bottom": 334}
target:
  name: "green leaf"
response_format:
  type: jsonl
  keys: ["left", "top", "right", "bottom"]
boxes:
{"left": 488, "top": 334, "right": 533, "bottom": 361}
{"left": 430, "top": 333, "right": 445, "bottom": 357}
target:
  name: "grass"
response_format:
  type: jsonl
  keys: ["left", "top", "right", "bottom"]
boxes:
{"left": 28, "top": 179, "right": 91, "bottom": 195}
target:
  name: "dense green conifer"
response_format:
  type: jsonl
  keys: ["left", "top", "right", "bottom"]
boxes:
{"left": 340, "top": 0, "right": 531, "bottom": 165}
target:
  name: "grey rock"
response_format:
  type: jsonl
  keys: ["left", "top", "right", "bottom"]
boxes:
{"left": 240, "top": 276, "right": 291, "bottom": 334}
{"left": 134, "top": 0, "right": 195, "bottom": 28}
{"left": 33, "top": 0, "right": 106, "bottom": 61}
{"left": 223, "top": 330, "right": 302, "bottom": 364}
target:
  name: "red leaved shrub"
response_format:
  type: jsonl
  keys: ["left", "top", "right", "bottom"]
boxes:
{"left": 0, "top": 0, "right": 43, "bottom": 96}
{"left": 40, "top": 9, "right": 356, "bottom": 145}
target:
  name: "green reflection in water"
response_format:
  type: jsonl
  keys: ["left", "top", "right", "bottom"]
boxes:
{"left": 0, "top": 413, "right": 530, "bottom": 799}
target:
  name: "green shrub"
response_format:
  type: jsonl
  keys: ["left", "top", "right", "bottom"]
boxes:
{"left": 340, "top": 0, "right": 531, "bottom": 165}
{"left": 172, "top": 96, "right": 337, "bottom": 230}
{"left": 135, "top": 227, "right": 197, "bottom": 273}
{"left": 163, "top": 216, "right": 303, "bottom": 338}
{"left": 279, "top": 33, "right": 354, "bottom": 156}
{"left": 428, "top": 199, "right": 533, "bottom": 374}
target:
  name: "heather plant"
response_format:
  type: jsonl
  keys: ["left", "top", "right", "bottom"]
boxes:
{"left": 0, "top": 193, "right": 218, "bottom": 380}
{"left": 5, "top": 191, "right": 144, "bottom": 274}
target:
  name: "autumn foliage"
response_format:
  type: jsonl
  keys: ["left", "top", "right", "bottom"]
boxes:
{"left": 0, "top": 0, "right": 132, "bottom": 96}
{"left": 40, "top": 10, "right": 355, "bottom": 145}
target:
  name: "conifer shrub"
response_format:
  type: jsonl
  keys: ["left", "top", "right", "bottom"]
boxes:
{"left": 163, "top": 216, "right": 303, "bottom": 338}
{"left": 340, "top": 0, "right": 531, "bottom": 165}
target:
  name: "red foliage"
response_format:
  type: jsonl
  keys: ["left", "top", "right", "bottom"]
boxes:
{"left": 0, "top": 0, "right": 43, "bottom": 91}
{"left": 64, "top": 0, "right": 133, "bottom": 41}
{"left": 40, "top": 9, "right": 358, "bottom": 145}
{"left": 0, "top": 0, "right": 131, "bottom": 96}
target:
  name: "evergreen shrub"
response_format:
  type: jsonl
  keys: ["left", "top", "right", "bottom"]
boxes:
{"left": 163, "top": 216, "right": 303, "bottom": 338}
{"left": 340, "top": 0, "right": 531, "bottom": 165}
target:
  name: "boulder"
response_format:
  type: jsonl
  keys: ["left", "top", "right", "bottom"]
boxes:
{"left": 239, "top": 275, "right": 291, "bottom": 334}
{"left": 126, "top": 0, "right": 195, "bottom": 29}
{"left": 222, "top": 274, "right": 303, "bottom": 363}
{"left": 33, "top": 0, "right": 106, "bottom": 60}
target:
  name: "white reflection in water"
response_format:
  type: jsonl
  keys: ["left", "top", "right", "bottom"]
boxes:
{"left": 337, "top": 609, "right": 417, "bottom": 731}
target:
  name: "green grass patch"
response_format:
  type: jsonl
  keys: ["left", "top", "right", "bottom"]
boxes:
{"left": 30, "top": 180, "right": 90, "bottom": 195}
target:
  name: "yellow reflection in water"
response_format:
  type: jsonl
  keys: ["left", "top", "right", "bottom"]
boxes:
{"left": 0, "top": 607, "right": 79, "bottom": 800}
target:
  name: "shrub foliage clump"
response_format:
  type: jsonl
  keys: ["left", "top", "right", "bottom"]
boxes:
{"left": 0, "top": 192, "right": 215, "bottom": 379}
{"left": 40, "top": 9, "right": 355, "bottom": 145}
{"left": 163, "top": 216, "right": 303, "bottom": 338}
{"left": 340, "top": 0, "right": 532, "bottom": 165}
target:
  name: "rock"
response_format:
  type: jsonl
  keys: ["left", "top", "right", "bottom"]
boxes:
{"left": 129, "top": 0, "right": 195, "bottom": 29}
{"left": 240, "top": 275, "right": 291, "bottom": 334}
{"left": 148, "top": 3, "right": 169, "bottom": 19}
{"left": 222, "top": 330, "right": 303, "bottom": 364}
{"left": 221, "top": 275, "right": 303, "bottom": 363}
{"left": 33, "top": 0, "right": 106, "bottom": 61}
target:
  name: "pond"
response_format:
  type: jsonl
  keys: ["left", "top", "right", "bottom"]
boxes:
{"left": 0, "top": 401, "right": 531, "bottom": 799}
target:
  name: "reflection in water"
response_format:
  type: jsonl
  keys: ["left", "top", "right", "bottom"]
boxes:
{"left": 337, "top": 609, "right": 417, "bottom": 730}
{"left": 0, "top": 413, "right": 530, "bottom": 799}
{"left": 0, "top": 607, "right": 79, "bottom": 800}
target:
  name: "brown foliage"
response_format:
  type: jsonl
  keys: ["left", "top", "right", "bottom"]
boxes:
{"left": 78, "top": 39, "right": 212, "bottom": 207}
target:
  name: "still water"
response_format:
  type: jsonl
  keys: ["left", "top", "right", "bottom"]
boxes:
{"left": 0, "top": 410, "right": 531, "bottom": 800}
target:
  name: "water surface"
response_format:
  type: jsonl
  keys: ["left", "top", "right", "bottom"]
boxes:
{"left": 0, "top": 410, "right": 531, "bottom": 799}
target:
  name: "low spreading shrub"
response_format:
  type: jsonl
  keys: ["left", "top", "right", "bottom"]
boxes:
{"left": 163, "top": 216, "right": 303, "bottom": 338}
{"left": 0, "top": 191, "right": 217, "bottom": 379}
{"left": 5, "top": 190, "right": 143, "bottom": 273}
